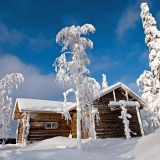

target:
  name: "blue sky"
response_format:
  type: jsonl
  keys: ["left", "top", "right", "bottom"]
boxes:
{"left": 0, "top": 0, "right": 160, "bottom": 104}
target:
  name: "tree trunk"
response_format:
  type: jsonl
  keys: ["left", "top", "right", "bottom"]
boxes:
{"left": 76, "top": 90, "right": 82, "bottom": 150}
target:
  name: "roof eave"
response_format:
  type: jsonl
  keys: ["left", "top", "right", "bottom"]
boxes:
{"left": 94, "top": 82, "right": 147, "bottom": 109}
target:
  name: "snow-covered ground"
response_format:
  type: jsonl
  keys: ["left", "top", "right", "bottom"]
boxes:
{"left": 1, "top": 128, "right": 160, "bottom": 160}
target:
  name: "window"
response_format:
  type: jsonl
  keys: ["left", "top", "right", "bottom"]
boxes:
{"left": 45, "top": 122, "right": 58, "bottom": 129}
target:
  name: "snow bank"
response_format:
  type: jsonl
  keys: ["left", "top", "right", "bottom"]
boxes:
{"left": 1, "top": 128, "right": 160, "bottom": 160}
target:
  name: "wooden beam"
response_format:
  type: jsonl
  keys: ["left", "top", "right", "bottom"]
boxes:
{"left": 126, "top": 91, "right": 129, "bottom": 101}
{"left": 135, "top": 107, "right": 145, "bottom": 136}
{"left": 113, "top": 90, "right": 116, "bottom": 101}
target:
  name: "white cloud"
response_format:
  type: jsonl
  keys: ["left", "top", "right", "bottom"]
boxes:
{"left": 118, "top": 76, "right": 139, "bottom": 94}
{"left": 0, "top": 54, "right": 75, "bottom": 137}
{"left": 127, "top": 82, "right": 139, "bottom": 95}
{"left": 0, "top": 23, "right": 25, "bottom": 46}
{"left": 0, "top": 54, "right": 70, "bottom": 102}
{"left": 115, "top": 0, "right": 153, "bottom": 39}
{"left": 116, "top": 3, "right": 139, "bottom": 39}
{"left": 0, "top": 22, "right": 55, "bottom": 52}
{"left": 88, "top": 53, "right": 119, "bottom": 73}
{"left": 27, "top": 35, "right": 55, "bottom": 52}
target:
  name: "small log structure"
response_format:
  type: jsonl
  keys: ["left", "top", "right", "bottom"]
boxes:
{"left": 12, "top": 99, "right": 74, "bottom": 144}
{"left": 93, "top": 82, "right": 146, "bottom": 138}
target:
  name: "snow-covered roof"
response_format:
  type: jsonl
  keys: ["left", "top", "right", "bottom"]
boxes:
{"left": 12, "top": 98, "right": 75, "bottom": 120}
{"left": 96, "top": 82, "right": 147, "bottom": 108}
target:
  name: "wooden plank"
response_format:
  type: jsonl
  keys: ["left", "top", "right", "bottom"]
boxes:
{"left": 29, "top": 129, "right": 71, "bottom": 133}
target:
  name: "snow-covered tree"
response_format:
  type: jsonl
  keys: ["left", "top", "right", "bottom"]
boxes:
{"left": 0, "top": 73, "right": 24, "bottom": 145}
{"left": 137, "top": 3, "right": 160, "bottom": 130}
{"left": 102, "top": 74, "right": 108, "bottom": 89}
{"left": 54, "top": 24, "right": 101, "bottom": 150}
{"left": 119, "top": 105, "right": 132, "bottom": 139}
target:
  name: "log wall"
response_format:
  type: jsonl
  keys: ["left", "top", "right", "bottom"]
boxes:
{"left": 17, "top": 112, "right": 71, "bottom": 144}
{"left": 28, "top": 113, "right": 71, "bottom": 143}
{"left": 93, "top": 89, "right": 142, "bottom": 138}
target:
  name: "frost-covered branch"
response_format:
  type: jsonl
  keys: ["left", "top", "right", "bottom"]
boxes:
{"left": 137, "top": 3, "right": 160, "bottom": 131}
{"left": 0, "top": 73, "right": 24, "bottom": 145}
{"left": 62, "top": 88, "right": 75, "bottom": 122}
{"left": 102, "top": 74, "right": 108, "bottom": 90}
{"left": 54, "top": 24, "right": 100, "bottom": 150}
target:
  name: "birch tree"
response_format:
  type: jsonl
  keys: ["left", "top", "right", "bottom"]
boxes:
{"left": 54, "top": 24, "right": 100, "bottom": 150}
{"left": 137, "top": 3, "right": 160, "bottom": 129}
{"left": 0, "top": 73, "right": 24, "bottom": 145}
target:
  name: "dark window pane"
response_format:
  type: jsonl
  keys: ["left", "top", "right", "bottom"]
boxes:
{"left": 46, "top": 123, "right": 51, "bottom": 128}
{"left": 52, "top": 122, "right": 58, "bottom": 129}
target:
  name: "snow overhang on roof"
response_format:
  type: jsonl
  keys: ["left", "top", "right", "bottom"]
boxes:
{"left": 12, "top": 98, "right": 75, "bottom": 120}
{"left": 95, "top": 82, "right": 147, "bottom": 108}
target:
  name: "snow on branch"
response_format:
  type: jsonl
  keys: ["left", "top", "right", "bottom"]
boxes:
{"left": 102, "top": 74, "right": 108, "bottom": 89}
{"left": 0, "top": 73, "right": 24, "bottom": 145}
{"left": 62, "top": 88, "right": 75, "bottom": 122}
{"left": 54, "top": 24, "right": 100, "bottom": 150}
{"left": 0, "top": 73, "right": 24, "bottom": 94}
{"left": 137, "top": 3, "right": 160, "bottom": 131}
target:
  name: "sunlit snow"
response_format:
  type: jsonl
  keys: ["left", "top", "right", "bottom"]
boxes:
{"left": 1, "top": 128, "right": 160, "bottom": 160}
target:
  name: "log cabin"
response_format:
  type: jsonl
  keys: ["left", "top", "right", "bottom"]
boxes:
{"left": 12, "top": 98, "right": 75, "bottom": 145}
{"left": 12, "top": 82, "right": 147, "bottom": 145}
{"left": 93, "top": 82, "right": 146, "bottom": 138}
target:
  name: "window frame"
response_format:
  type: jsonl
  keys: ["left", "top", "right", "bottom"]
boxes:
{"left": 45, "top": 122, "right": 58, "bottom": 129}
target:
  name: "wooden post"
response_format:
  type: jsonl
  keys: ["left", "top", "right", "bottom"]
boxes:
{"left": 126, "top": 91, "right": 129, "bottom": 101}
{"left": 113, "top": 90, "right": 116, "bottom": 101}
{"left": 136, "top": 106, "right": 145, "bottom": 136}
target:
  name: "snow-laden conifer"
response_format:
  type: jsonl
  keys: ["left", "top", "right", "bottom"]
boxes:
{"left": 102, "top": 74, "right": 108, "bottom": 89}
{"left": 137, "top": 3, "right": 160, "bottom": 130}
{"left": 0, "top": 73, "right": 24, "bottom": 145}
{"left": 54, "top": 24, "right": 100, "bottom": 150}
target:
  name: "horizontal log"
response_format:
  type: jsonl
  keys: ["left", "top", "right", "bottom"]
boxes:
{"left": 96, "top": 132, "right": 124, "bottom": 135}
{"left": 96, "top": 126, "right": 141, "bottom": 131}
{"left": 96, "top": 131, "right": 141, "bottom": 137}
{"left": 29, "top": 132, "right": 70, "bottom": 136}
{"left": 30, "top": 121, "right": 71, "bottom": 126}
{"left": 97, "top": 135, "right": 125, "bottom": 138}
{"left": 31, "top": 113, "right": 62, "bottom": 116}
{"left": 28, "top": 134, "right": 69, "bottom": 139}
{"left": 28, "top": 132, "right": 70, "bottom": 136}
{"left": 28, "top": 136, "right": 70, "bottom": 140}
{"left": 96, "top": 130, "right": 124, "bottom": 133}
{"left": 96, "top": 126, "right": 123, "bottom": 129}
{"left": 29, "top": 127, "right": 71, "bottom": 130}
{"left": 96, "top": 123, "right": 124, "bottom": 127}
{"left": 30, "top": 119, "right": 71, "bottom": 123}
{"left": 29, "top": 129, "right": 71, "bottom": 133}
{"left": 96, "top": 128, "right": 124, "bottom": 134}
{"left": 30, "top": 122, "right": 71, "bottom": 127}
{"left": 99, "top": 116, "right": 126, "bottom": 120}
